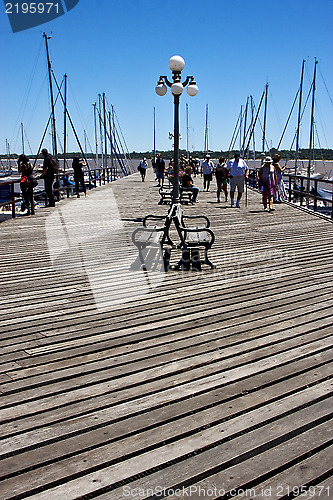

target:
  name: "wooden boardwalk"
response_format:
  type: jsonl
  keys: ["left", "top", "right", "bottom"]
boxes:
{"left": 0, "top": 169, "right": 332, "bottom": 500}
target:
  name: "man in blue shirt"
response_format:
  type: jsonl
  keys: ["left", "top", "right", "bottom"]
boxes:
{"left": 226, "top": 152, "right": 249, "bottom": 208}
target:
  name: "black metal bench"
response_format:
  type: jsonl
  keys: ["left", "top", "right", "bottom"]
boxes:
{"left": 173, "top": 204, "right": 216, "bottom": 270}
{"left": 158, "top": 186, "right": 193, "bottom": 205}
{"left": 131, "top": 206, "right": 175, "bottom": 271}
{"left": 132, "top": 203, "right": 215, "bottom": 272}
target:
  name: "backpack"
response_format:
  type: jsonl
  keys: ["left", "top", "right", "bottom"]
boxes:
{"left": 50, "top": 157, "right": 58, "bottom": 172}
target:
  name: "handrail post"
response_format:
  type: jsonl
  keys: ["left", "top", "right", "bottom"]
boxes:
{"left": 289, "top": 176, "right": 292, "bottom": 202}
{"left": 11, "top": 183, "right": 15, "bottom": 218}
{"left": 300, "top": 177, "right": 304, "bottom": 206}
{"left": 314, "top": 179, "right": 318, "bottom": 213}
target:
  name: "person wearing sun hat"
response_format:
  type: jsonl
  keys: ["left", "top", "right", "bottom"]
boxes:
{"left": 258, "top": 156, "right": 278, "bottom": 212}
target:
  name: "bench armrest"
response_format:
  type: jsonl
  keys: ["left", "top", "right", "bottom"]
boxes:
{"left": 177, "top": 226, "right": 215, "bottom": 247}
{"left": 182, "top": 215, "right": 210, "bottom": 228}
{"left": 132, "top": 226, "right": 166, "bottom": 245}
{"left": 143, "top": 214, "right": 167, "bottom": 227}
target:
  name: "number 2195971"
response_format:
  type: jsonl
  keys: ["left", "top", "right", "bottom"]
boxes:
{"left": 5, "top": 3, "right": 59, "bottom": 14}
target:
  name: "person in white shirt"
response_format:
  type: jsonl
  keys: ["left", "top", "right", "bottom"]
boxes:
{"left": 226, "top": 152, "right": 249, "bottom": 208}
{"left": 138, "top": 157, "right": 148, "bottom": 182}
{"left": 201, "top": 154, "right": 214, "bottom": 191}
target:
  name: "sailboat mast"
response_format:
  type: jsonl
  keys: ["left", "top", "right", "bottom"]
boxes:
{"left": 93, "top": 103, "right": 98, "bottom": 167}
{"left": 239, "top": 105, "right": 243, "bottom": 152}
{"left": 204, "top": 104, "right": 208, "bottom": 155}
{"left": 21, "top": 123, "right": 25, "bottom": 154}
{"left": 103, "top": 93, "right": 108, "bottom": 168}
{"left": 242, "top": 98, "right": 249, "bottom": 156}
{"left": 308, "top": 59, "right": 317, "bottom": 180}
{"left": 84, "top": 130, "right": 87, "bottom": 157}
{"left": 109, "top": 111, "right": 114, "bottom": 168}
{"left": 244, "top": 90, "right": 265, "bottom": 156}
{"left": 262, "top": 83, "right": 268, "bottom": 153}
{"left": 6, "top": 139, "right": 10, "bottom": 168}
{"left": 98, "top": 94, "right": 104, "bottom": 168}
{"left": 63, "top": 73, "right": 67, "bottom": 174}
{"left": 251, "top": 96, "right": 256, "bottom": 160}
{"left": 295, "top": 60, "right": 305, "bottom": 175}
{"left": 112, "top": 105, "right": 117, "bottom": 175}
{"left": 43, "top": 33, "right": 58, "bottom": 162}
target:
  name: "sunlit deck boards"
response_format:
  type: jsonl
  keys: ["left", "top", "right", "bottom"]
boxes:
{"left": 0, "top": 169, "right": 332, "bottom": 500}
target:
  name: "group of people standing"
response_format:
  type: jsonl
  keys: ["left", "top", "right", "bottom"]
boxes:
{"left": 17, "top": 149, "right": 87, "bottom": 215}
{"left": 145, "top": 151, "right": 287, "bottom": 211}
{"left": 181, "top": 152, "right": 250, "bottom": 208}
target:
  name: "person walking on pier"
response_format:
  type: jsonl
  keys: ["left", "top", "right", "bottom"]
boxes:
{"left": 215, "top": 156, "right": 229, "bottom": 202}
{"left": 258, "top": 156, "right": 278, "bottom": 212}
{"left": 18, "top": 154, "right": 35, "bottom": 215}
{"left": 226, "top": 152, "right": 249, "bottom": 208}
{"left": 40, "top": 149, "right": 56, "bottom": 207}
{"left": 72, "top": 156, "right": 87, "bottom": 197}
{"left": 155, "top": 153, "right": 166, "bottom": 187}
{"left": 138, "top": 157, "right": 148, "bottom": 182}
{"left": 201, "top": 154, "right": 214, "bottom": 191}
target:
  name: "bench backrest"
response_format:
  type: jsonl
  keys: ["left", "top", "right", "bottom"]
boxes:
{"left": 175, "top": 204, "right": 183, "bottom": 226}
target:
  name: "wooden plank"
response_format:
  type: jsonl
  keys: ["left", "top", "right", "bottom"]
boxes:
{"left": 1, "top": 361, "right": 332, "bottom": 478}
{"left": 6, "top": 393, "right": 331, "bottom": 500}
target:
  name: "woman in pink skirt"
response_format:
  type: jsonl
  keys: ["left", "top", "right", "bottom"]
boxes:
{"left": 258, "top": 156, "right": 278, "bottom": 212}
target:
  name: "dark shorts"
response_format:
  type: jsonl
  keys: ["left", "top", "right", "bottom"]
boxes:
{"left": 216, "top": 178, "right": 228, "bottom": 185}
{"left": 157, "top": 171, "right": 165, "bottom": 179}
{"left": 203, "top": 173, "right": 212, "bottom": 181}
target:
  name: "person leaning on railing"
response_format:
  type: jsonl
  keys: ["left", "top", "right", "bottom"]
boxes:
{"left": 273, "top": 153, "right": 287, "bottom": 202}
{"left": 72, "top": 156, "right": 87, "bottom": 197}
{"left": 17, "top": 154, "right": 37, "bottom": 215}
{"left": 40, "top": 148, "right": 56, "bottom": 207}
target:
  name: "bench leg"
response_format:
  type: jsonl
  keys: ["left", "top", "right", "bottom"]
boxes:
{"left": 191, "top": 248, "right": 202, "bottom": 271}
{"left": 163, "top": 248, "right": 171, "bottom": 271}
{"left": 174, "top": 248, "right": 191, "bottom": 271}
{"left": 203, "top": 248, "right": 216, "bottom": 269}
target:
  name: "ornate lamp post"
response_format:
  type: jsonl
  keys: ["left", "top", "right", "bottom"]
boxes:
{"left": 155, "top": 55, "right": 198, "bottom": 204}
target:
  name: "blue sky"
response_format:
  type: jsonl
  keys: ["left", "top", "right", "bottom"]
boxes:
{"left": 0, "top": 0, "right": 332, "bottom": 157}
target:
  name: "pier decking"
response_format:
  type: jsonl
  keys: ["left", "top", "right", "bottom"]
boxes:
{"left": 0, "top": 169, "right": 332, "bottom": 500}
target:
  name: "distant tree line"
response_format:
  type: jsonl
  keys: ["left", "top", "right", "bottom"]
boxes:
{"left": 2, "top": 148, "right": 333, "bottom": 161}
{"left": 130, "top": 149, "right": 333, "bottom": 160}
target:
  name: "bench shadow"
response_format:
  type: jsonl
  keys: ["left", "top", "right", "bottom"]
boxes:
{"left": 121, "top": 217, "right": 144, "bottom": 222}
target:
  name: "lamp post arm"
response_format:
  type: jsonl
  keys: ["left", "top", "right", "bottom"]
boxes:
{"left": 160, "top": 76, "right": 173, "bottom": 88}
{"left": 182, "top": 76, "right": 193, "bottom": 87}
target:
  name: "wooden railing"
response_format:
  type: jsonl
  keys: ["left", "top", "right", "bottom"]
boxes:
{"left": 0, "top": 179, "right": 21, "bottom": 218}
{"left": 248, "top": 169, "right": 333, "bottom": 219}
{"left": 0, "top": 167, "right": 120, "bottom": 220}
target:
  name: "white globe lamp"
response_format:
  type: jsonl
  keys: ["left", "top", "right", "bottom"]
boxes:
{"left": 155, "top": 83, "right": 167, "bottom": 96}
{"left": 187, "top": 81, "right": 199, "bottom": 96}
{"left": 169, "top": 55, "right": 185, "bottom": 72}
{"left": 171, "top": 82, "right": 184, "bottom": 95}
